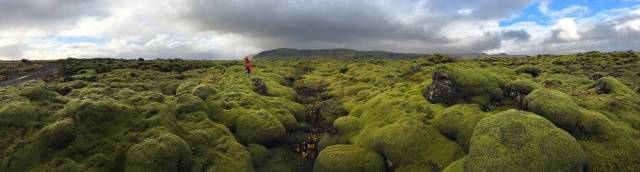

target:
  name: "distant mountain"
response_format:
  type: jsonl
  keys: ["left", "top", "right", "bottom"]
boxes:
{"left": 253, "top": 48, "right": 428, "bottom": 60}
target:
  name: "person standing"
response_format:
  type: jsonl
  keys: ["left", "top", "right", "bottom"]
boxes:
{"left": 244, "top": 56, "right": 252, "bottom": 77}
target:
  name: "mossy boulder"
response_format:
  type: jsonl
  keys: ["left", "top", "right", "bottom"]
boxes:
{"left": 71, "top": 71, "right": 98, "bottom": 82}
{"left": 522, "top": 89, "right": 583, "bottom": 132}
{"left": 62, "top": 97, "right": 136, "bottom": 134}
{"left": 0, "top": 102, "right": 37, "bottom": 127}
{"left": 432, "top": 104, "right": 491, "bottom": 151}
{"left": 314, "top": 145, "right": 385, "bottom": 172}
{"left": 18, "top": 79, "right": 53, "bottom": 101}
{"left": 246, "top": 143, "right": 269, "bottom": 168}
{"left": 514, "top": 64, "right": 542, "bottom": 77}
{"left": 68, "top": 80, "right": 88, "bottom": 89}
{"left": 125, "top": 132, "right": 201, "bottom": 172}
{"left": 269, "top": 109, "right": 302, "bottom": 132}
{"left": 442, "top": 157, "right": 466, "bottom": 172}
{"left": 333, "top": 116, "right": 362, "bottom": 138}
{"left": 175, "top": 93, "right": 209, "bottom": 116}
{"left": 466, "top": 109, "right": 586, "bottom": 171}
{"left": 424, "top": 65, "right": 505, "bottom": 111}
{"left": 176, "top": 81, "right": 199, "bottom": 95}
{"left": 208, "top": 136, "right": 254, "bottom": 172}
{"left": 541, "top": 79, "right": 563, "bottom": 88}
{"left": 236, "top": 110, "right": 285, "bottom": 145}
{"left": 356, "top": 119, "right": 463, "bottom": 171}
{"left": 192, "top": 84, "right": 220, "bottom": 100}
{"left": 426, "top": 53, "right": 457, "bottom": 64}
{"left": 595, "top": 77, "right": 637, "bottom": 96}
{"left": 503, "top": 79, "right": 542, "bottom": 101}
{"left": 317, "top": 134, "right": 343, "bottom": 152}
{"left": 38, "top": 118, "right": 76, "bottom": 149}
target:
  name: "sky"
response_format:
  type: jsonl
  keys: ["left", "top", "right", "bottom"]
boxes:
{"left": 0, "top": 0, "right": 639, "bottom": 60}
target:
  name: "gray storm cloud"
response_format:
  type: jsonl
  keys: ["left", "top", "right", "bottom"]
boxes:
{"left": 178, "top": 0, "right": 537, "bottom": 53}
{"left": 502, "top": 29, "right": 531, "bottom": 41}
{"left": 0, "top": 0, "right": 105, "bottom": 28}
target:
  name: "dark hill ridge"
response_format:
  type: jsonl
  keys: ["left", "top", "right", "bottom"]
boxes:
{"left": 253, "top": 48, "right": 429, "bottom": 60}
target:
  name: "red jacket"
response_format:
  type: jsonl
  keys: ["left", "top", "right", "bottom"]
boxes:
{"left": 244, "top": 56, "right": 252, "bottom": 73}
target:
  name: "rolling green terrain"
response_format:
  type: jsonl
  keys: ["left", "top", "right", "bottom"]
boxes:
{"left": 1, "top": 51, "right": 640, "bottom": 171}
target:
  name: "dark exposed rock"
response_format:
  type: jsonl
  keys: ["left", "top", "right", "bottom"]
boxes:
{"left": 503, "top": 80, "right": 542, "bottom": 102}
{"left": 339, "top": 66, "right": 348, "bottom": 73}
{"left": 58, "top": 86, "right": 73, "bottom": 96}
{"left": 423, "top": 65, "right": 505, "bottom": 112}
{"left": 504, "top": 89, "right": 526, "bottom": 102}
{"left": 63, "top": 76, "right": 74, "bottom": 82}
{"left": 589, "top": 72, "right": 607, "bottom": 81}
{"left": 595, "top": 80, "right": 607, "bottom": 94}
{"left": 252, "top": 78, "right": 269, "bottom": 95}
{"left": 402, "top": 65, "right": 423, "bottom": 77}
{"left": 423, "top": 69, "right": 460, "bottom": 105}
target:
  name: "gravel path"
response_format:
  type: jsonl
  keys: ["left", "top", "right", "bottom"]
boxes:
{"left": 0, "top": 63, "right": 59, "bottom": 87}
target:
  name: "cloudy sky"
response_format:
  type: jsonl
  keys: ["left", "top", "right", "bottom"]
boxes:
{"left": 0, "top": 0, "right": 639, "bottom": 60}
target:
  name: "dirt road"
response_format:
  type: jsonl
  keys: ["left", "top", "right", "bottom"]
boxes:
{"left": 0, "top": 63, "right": 59, "bottom": 87}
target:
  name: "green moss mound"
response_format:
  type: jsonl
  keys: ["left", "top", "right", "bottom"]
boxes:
{"left": 62, "top": 97, "right": 136, "bottom": 134}
{"left": 317, "top": 134, "right": 344, "bottom": 152}
{"left": 175, "top": 93, "right": 210, "bottom": 116}
{"left": 432, "top": 104, "right": 491, "bottom": 152}
{"left": 514, "top": 64, "right": 542, "bottom": 77}
{"left": 424, "top": 64, "right": 505, "bottom": 111}
{"left": 356, "top": 119, "right": 463, "bottom": 171}
{"left": 0, "top": 101, "right": 37, "bottom": 127}
{"left": 125, "top": 131, "right": 201, "bottom": 172}
{"left": 442, "top": 157, "right": 466, "bottom": 172}
{"left": 522, "top": 89, "right": 583, "bottom": 132}
{"left": 18, "top": 79, "right": 53, "bottom": 101}
{"left": 236, "top": 110, "right": 285, "bottom": 145}
{"left": 207, "top": 136, "right": 254, "bottom": 172}
{"left": 466, "top": 109, "right": 586, "bottom": 171}
{"left": 507, "top": 80, "right": 541, "bottom": 94}
{"left": 333, "top": 116, "right": 362, "bottom": 138}
{"left": 192, "top": 84, "right": 220, "bottom": 100}
{"left": 68, "top": 80, "right": 89, "bottom": 89}
{"left": 138, "top": 102, "right": 181, "bottom": 133}
{"left": 246, "top": 143, "right": 269, "bottom": 168}
{"left": 38, "top": 118, "right": 76, "bottom": 149}
{"left": 595, "top": 77, "right": 636, "bottom": 96}
{"left": 176, "top": 81, "right": 200, "bottom": 96}
{"left": 314, "top": 145, "right": 385, "bottom": 172}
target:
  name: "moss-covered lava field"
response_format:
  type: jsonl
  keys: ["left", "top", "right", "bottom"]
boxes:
{"left": 2, "top": 51, "right": 640, "bottom": 171}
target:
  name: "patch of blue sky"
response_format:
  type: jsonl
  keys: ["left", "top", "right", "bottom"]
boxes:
{"left": 499, "top": 2, "right": 542, "bottom": 27}
{"left": 56, "top": 36, "right": 109, "bottom": 45}
{"left": 28, "top": 35, "right": 109, "bottom": 51}
{"left": 499, "top": 0, "right": 638, "bottom": 27}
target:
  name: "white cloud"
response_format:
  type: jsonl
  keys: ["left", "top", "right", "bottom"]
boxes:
{"left": 615, "top": 19, "right": 640, "bottom": 31}
{"left": 554, "top": 18, "right": 581, "bottom": 41}
{"left": 488, "top": 4, "right": 640, "bottom": 55}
